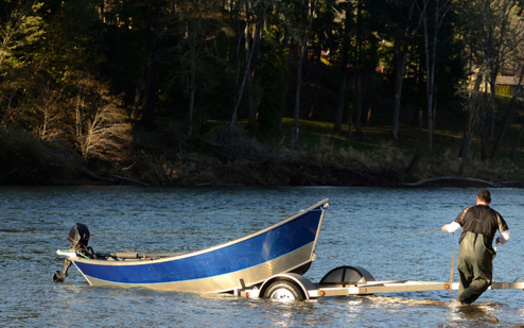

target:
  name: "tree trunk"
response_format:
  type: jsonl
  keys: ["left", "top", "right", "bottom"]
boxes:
{"left": 307, "top": 70, "right": 320, "bottom": 119}
{"left": 333, "top": 68, "right": 349, "bottom": 135}
{"left": 511, "top": 127, "right": 524, "bottom": 161}
{"left": 2, "top": 89, "right": 17, "bottom": 126}
{"left": 230, "top": 20, "right": 261, "bottom": 127}
{"left": 142, "top": 45, "right": 158, "bottom": 127}
{"left": 392, "top": 45, "right": 407, "bottom": 140}
{"left": 247, "top": 4, "right": 260, "bottom": 130}
{"left": 391, "top": 1, "right": 423, "bottom": 141}
{"left": 458, "top": 74, "right": 483, "bottom": 175}
{"left": 480, "top": 87, "right": 489, "bottom": 161}
{"left": 292, "top": 0, "right": 315, "bottom": 148}
{"left": 355, "top": 73, "right": 363, "bottom": 135}
{"left": 292, "top": 40, "right": 306, "bottom": 148}
{"left": 332, "top": 3, "right": 351, "bottom": 135}
{"left": 422, "top": 0, "right": 436, "bottom": 153}
{"left": 187, "top": 28, "right": 197, "bottom": 137}
{"left": 132, "top": 42, "right": 146, "bottom": 121}
{"left": 75, "top": 95, "right": 83, "bottom": 137}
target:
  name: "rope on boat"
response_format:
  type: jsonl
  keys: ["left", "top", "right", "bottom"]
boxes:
{"left": 76, "top": 251, "right": 90, "bottom": 259}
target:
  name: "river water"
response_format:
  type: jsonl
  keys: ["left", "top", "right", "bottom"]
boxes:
{"left": 1, "top": 186, "right": 523, "bottom": 327}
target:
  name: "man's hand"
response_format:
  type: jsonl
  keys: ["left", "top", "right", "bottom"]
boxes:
{"left": 442, "top": 222, "right": 460, "bottom": 233}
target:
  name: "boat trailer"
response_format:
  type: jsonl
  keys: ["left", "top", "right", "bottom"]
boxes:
{"left": 232, "top": 265, "right": 524, "bottom": 301}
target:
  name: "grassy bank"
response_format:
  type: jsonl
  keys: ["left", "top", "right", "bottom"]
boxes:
{"left": 1, "top": 118, "right": 523, "bottom": 187}
{"left": 127, "top": 117, "right": 524, "bottom": 187}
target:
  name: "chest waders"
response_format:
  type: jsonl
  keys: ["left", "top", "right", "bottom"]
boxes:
{"left": 457, "top": 231, "right": 495, "bottom": 304}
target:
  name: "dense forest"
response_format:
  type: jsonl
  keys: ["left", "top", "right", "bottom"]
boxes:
{"left": 1, "top": 0, "right": 524, "bottom": 186}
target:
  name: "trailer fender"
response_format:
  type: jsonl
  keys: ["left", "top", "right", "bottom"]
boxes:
{"left": 260, "top": 273, "right": 316, "bottom": 300}
{"left": 319, "top": 265, "right": 376, "bottom": 287}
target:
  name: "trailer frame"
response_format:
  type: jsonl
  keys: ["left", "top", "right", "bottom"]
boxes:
{"left": 231, "top": 266, "right": 524, "bottom": 301}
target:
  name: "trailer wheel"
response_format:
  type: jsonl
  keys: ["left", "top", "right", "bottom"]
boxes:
{"left": 263, "top": 280, "right": 304, "bottom": 301}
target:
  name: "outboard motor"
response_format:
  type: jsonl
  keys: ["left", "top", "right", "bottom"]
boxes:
{"left": 53, "top": 223, "right": 92, "bottom": 283}
{"left": 68, "top": 222, "right": 91, "bottom": 253}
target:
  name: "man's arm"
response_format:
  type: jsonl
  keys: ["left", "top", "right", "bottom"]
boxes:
{"left": 496, "top": 230, "right": 510, "bottom": 244}
{"left": 495, "top": 212, "right": 510, "bottom": 244}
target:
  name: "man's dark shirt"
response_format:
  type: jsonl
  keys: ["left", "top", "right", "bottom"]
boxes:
{"left": 454, "top": 205, "right": 508, "bottom": 250}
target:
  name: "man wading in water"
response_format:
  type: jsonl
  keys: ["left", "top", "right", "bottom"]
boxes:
{"left": 441, "top": 189, "right": 510, "bottom": 305}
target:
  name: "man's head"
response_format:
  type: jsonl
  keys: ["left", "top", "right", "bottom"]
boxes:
{"left": 477, "top": 189, "right": 491, "bottom": 204}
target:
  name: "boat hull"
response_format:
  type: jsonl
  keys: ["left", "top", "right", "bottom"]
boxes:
{"left": 69, "top": 199, "right": 328, "bottom": 293}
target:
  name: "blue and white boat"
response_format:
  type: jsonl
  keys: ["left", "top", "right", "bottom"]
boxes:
{"left": 54, "top": 199, "right": 329, "bottom": 293}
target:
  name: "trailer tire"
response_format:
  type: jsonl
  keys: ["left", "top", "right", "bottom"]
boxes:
{"left": 263, "top": 280, "right": 304, "bottom": 301}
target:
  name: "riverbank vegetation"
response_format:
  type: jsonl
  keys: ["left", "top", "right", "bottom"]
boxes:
{"left": 1, "top": 0, "right": 524, "bottom": 187}
{"left": 2, "top": 114, "right": 523, "bottom": 187}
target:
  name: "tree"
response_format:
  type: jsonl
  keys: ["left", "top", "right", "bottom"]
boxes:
{"left": 176, "top": 0, "right": 211, "bottom": 136}
{"left": 368, "top": 0, "right": 424, "bottom": 140}
{"left": 332, "top": 0, "right": 353, "bottom": 136}
{"left": 257, "top": 25, "right": 288, "bottom": 137}
{"left": 490, "top": 63, "right": 524, "bottom": 159}
{"left": 287, "top": 0, "right": 317, "bottom": 148}
{"left": 140, "top": 1, "right": 171, "bottom": 127}
{"left": 418, "top": 0, "right": 453, "bottom": 153}
{"left": 230, "top": 11, "right": 262, "bottom": 129}
{"left": 456, "top": 0, "right": 524, "bottom": 172}
{"left": 80, "top": 101, "right": 132, "bottom": 162}
{"left": 0, "top": 1, "right": 45, "bottom": 126}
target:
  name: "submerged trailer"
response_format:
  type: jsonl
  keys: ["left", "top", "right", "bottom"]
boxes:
{"left": 233, "top": 265, "right": 524, "bottom": 301}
